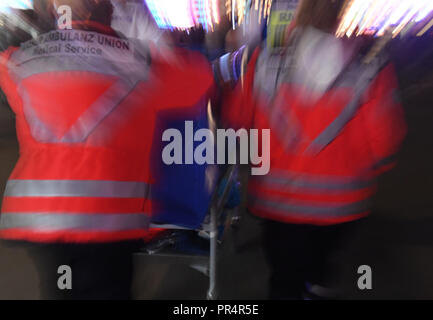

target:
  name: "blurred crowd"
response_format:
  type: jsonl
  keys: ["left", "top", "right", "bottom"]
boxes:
{"left": 0, "top": 0, "right": 430, "bottom": 300}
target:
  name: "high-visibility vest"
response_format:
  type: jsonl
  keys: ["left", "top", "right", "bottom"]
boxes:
{"left": 0, "top": 25, "right": 214, "bottom": 242}
{"left": 222, "top": 44, "right": 407, "bottom": 226}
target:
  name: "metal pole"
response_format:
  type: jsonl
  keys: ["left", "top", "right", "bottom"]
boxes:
{"left": 207, "top": 165, "right": 238, "bottom": 300}
{"left": 207, "top": 206, "right": 218, "bottom": 300}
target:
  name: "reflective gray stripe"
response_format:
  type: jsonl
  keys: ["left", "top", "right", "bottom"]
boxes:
{"left": 254, "top": 50, "right": 289, "bottom": 99}
{"left": 8, "top": 30, "right": 149, "bottom": 144}
{"left": 4, "top": 180, "right": 149, "bottom": 198}
{"left": 250, "top": 195, "right": 371, "bottom": 217}
{"left": 61, "top": 80, "right": 138, "bottom": 143}
{"left": 219, "top": 53, "right": 232, "bottom": 83}
{"left": 372, "top": 154, "right": 397, "bottom": 171}
{"left": 9, "top": 55, "right": 140, "bottom": 82}
{"left": 19, "top": 84, "right": 58, "bottom": 142}
{"left": 253, "top": 47, "right": 301, "bottom": 149}
{"left": 0, "top": 213, "right": 148, "bottom": 231}
{"left": 304, "top": 90, "right": 363, "bottom": 155}
{"left": 149, "top": 223, "right": 190, "bottom": 230}
{"left": 305, "top": 60, "right": 384, "bottom": 156}
{"left": 18, "top": 79, "right": 137, "bottom": 143}
{"left": 266, "top": 94, "right": 301, "bottom": 150}
{"left": 254, "top": 172, "right": 373, "bottom": 192}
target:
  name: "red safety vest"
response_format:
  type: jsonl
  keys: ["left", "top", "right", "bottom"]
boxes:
{"left": 223, "top": 46, "right": 407, "bottom": 226}
{"left": 0, "top": 24, "right": 213, "bottom": 242}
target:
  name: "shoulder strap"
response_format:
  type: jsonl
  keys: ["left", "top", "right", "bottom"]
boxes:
{"left": 304, "top": 55, "right": 388, "bottom": 156}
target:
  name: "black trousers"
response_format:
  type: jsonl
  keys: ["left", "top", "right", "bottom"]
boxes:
{"left": 262, "top": 219, "right": 359, "bottom": 300}
{"left": 17, "top": 241, "right": 142, "bottom": 300}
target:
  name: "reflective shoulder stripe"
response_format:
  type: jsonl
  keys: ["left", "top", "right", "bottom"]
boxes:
{"left": 253, "top": 42, "right": 296, "bottom": 100}
{"left": 304, "top": 91, "right": 363, "bottom": 155}
{"left": 372, "top": 154, "right": 397, "bottom": 171}
{"left": 253, "top": 50, "right": 282, "bottom": 99}
{"left": 0, "top": 213, "right": 149, "bottom": 232}
{"left": 304, "top": 59, "right": 385, "bottom": 156}
{"left": 254, "top": 171, "right": 373, "bottom": 192}
{"left": 18, "top": 85, "right": 58, "bottom": 142}
{"left": 9, "top": 55, "right": 139, "bottom": 82}
{"left": 250, "top": 194, "right": 371, "bottom": 218}
{"left": 252, "top": 48, "right": 300, "bottom": 148}
{"left": 61, "top": 80, "right": 138, "bottom": 143}
{"left": 265, "top": 93, "right": 302, "bottom": 150}
{"left": 18, "top": 79, "right": 138, "bottom": 143}
{"left": 4, "top": 180, "right": 149, "bottom": 198}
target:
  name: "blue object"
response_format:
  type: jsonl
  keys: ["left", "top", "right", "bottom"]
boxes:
{"left": 150, "top": 99, "right": 215, "bottom": 229}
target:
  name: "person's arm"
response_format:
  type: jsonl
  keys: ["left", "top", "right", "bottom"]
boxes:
{"left": 0, "top": 49, "right": 14, "bottom": 107}
{"left": 361, "top": 63, "right": 407, "bottom": 174}
{"left": 220, "top": 47, "right": 261, "bottom": 130}
{"left": 0, "top": 49, "right": 19, "bottom": 137}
